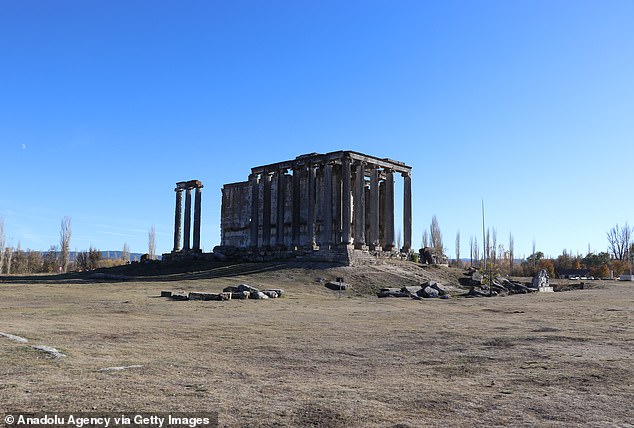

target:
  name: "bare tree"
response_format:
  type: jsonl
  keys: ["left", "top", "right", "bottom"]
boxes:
{"left": 42, "top": 245, "right": 58, "bottom": 273}
{"left": 469, "top": 236, "right": 474, "bottom": 267}
{"left": 422, "top": 230, "right": 429, "bottom": 248}
{"left": 4, "top": 247, "right": 13, "bottom": 274}
{"left": 607, "top": 222, "right": 631, "bottom": 260}
{"left": 75, "top": 251, "right": 88, "bottom": 271}
{"left": 12, "top": 242, "right": 27, "bottom": 274}
{"left": 148, "top": 225, "right": 156, "bottom": 260}
{"left": 430, "top": 215, "right": 444, "bottom": 256}
{"left": 532, "top": 239, "right": 537, "bottom": 269}
{"left": 88, "top": 246, "right": 102, "bottom": 270}
{"left": 473, "top": 236, "right": 479, "bottom": 267}
{"left": 59, "top": 216, "right": 72, "bottom": 273}
{"left": 491, "top": 228, "right": 497, "bottom": 265}
{"left": 509, "top": 232, "right": 514, "bottom": 276}
{"left": 396, "top": 229, "right": 402, "bottom": 252}
{"left": 455, "top": 230, "right": 461, "bottom": 266}
{"left": 122, "top": 242, "right": 130, "bottom": 262}
{"left": 0, "top": 217, "right": 4, "bottom": 274}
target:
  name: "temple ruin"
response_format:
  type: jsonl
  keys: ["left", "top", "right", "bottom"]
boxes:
{"left": 214, "top": 151, "right": 412, "bottom": 264}
{"left": 171, "top": 179, "right": 204, "bottom": 253}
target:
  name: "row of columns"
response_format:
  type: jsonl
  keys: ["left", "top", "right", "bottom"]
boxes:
{"left": 249, "top": 156, "right": 412, "bottom": 252}
{"left": 173, "top": 180, "right": 204, "bottom": 252}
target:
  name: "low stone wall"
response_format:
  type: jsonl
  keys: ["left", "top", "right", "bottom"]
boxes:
{"left": 210, "top": 245, "right": 406, "bottom": 266}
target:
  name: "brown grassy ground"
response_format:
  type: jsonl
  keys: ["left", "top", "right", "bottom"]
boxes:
{"left": 1, "top": 261, "right": 633, "bottom": 427}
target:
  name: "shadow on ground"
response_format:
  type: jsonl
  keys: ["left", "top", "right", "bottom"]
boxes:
{"left": 0, "top": 260, "right": 343, "bottom": 284}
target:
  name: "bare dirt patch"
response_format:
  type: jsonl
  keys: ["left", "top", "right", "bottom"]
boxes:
{"left": 1, "top": 261, "right": 633, "bottom": 427}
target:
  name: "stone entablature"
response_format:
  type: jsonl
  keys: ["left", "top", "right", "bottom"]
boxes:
{"left": 220, "top": 151, "right": 412, "bottom": 258}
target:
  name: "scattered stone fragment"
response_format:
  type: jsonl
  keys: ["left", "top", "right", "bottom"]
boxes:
{"left": 466, "top": 288, "right": 495, "bottom": 298}
{"left": 160, "top": 291, "right": 172, "bottom": 297}
{"left": 418, "top": 286, "right": 439, "bottom": 298}
{"left": 531, "top": 269, "right": 554, "bottom": 292}
{"left": 471, "top": 271, "right": 484, "bottom": 286}
{"left": 325, "top": 281, "right": 349, "bottom": 291}
{"left": 32, "top": 345, "right": 66, "bottom": 358}
{"left": 429, "top": 282, "right": 447, "bottom": 296}
{"left": 265, "top": 288, "right": 284, "bottom": 297}
{"left": 377, "top": 288, "right": 411, "bottom": 298}
{"left": 232, "top": 290, "right": 250, "bottom": 299}
{"left": 99, "top": 365, "right": 143, "bottom": 372}
{"left": 401, "top": 285, "right": 423, "bottom": 296}
{"left": 0, "top": 332, "right": 29, "bottom": 343}
{"left": 223, "top": 284, "right": 260, "bottom": 294}
{"left": 532, "top": 269, "right": 549, "bottom": 288}
{"left": 188, "top": 292, "right": 207, "bottom": 300}
{"left": 250, "top": 291, "right": 269, "bottom": 299}
{"left": 262, "top": 290, "right": 279, "bottom": 298}
{"left": 170, "top": 292, "right": 189, "bottom": 301}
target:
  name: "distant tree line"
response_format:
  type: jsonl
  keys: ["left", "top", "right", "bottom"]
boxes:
{"left": 0, "top": 216, "right": 133, "bottom": 275}
{"left": 417, "top": 213, "right": 632, "bottom": 279}
{"left": 460, "top": 222, "right": 633, "bottom": 278}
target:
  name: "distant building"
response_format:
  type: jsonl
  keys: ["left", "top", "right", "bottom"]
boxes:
{"left": 556, "top": 268, "right": 591, "bottom": 279}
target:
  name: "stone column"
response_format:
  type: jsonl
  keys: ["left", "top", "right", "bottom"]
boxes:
{"left": 322, "top": 163, "right": 333, "bottom": 247}
{"left": 275, "top": 170, "right": 286, "bottom": 247}
{"left": 341, "top": 156, "right": 352, "bottom": 245}
{"left": 333, "top": 165, "right": 342, "bottom": 244}
{"left": 402, "top": 171, "right": 412, "bottom": 252}
{"left": 369, "top": 166, "right": 380, "bottom": 250}
{"left": 250, "top": 173, "right": 259, "bottom": 248}
{"left": 379, "top": 180, "right": 386, "bottom": 247}
{"left": 173, "top": 188, "right": 183, "bottom": 252}
{"left": 193, "top": 185, "right": 203, "bottom": 251}
{"left": 291, "top": 168, "right": 301, "bottom": 248}
{"left": 354, "top": 162, "right": 366, "bottom": 249}
{"left": 306, "top": 164, "right": 316, "bottom": 248}
{"left": 262, "top": 171, "right": 272, "bottom": 248}
{"left": 183, "top": 188, "right": 192, "bottom": 251}
{"left": 384, "top": 169, "right": 395, "bottom": 251}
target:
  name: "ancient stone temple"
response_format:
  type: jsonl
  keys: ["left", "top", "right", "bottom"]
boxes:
{"left": 172, "top": 180, "right": 204, "bottom": 253}
{"left": 216, "top": 151, "right": 412, "bottom": 264}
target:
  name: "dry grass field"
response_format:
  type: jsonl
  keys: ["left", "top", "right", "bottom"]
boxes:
{"left": 1, "top": 261, "right": 633, "bottom": 427}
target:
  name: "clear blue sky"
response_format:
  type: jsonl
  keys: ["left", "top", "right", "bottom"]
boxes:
{"left": 1, "top": 0, "right": 632, "bottom": 259}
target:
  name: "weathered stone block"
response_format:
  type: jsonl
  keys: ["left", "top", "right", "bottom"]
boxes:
{"left": 224, "top": 284, "right": 260, "bottom": 294}
{"left": 401, "top": 285, "right": 422, "bottom": 296}
{"left": 325, "top": 282, "right": 349, "bottom": 291}
{"left": 250, "top": 291, "right": 269, "bottom": 299}
{"left": 170, "top": 293, "right": 189, "bottom": 301}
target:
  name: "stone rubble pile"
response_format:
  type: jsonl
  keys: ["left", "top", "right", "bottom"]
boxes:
{"left": 377, "top": 281, "right": 450, "bottom": 299}
{"left": 161, "top": 284, "right": 284, "bottom": 301}
{"left": 464, "top": 268, "right": 552, "bottom": 297}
